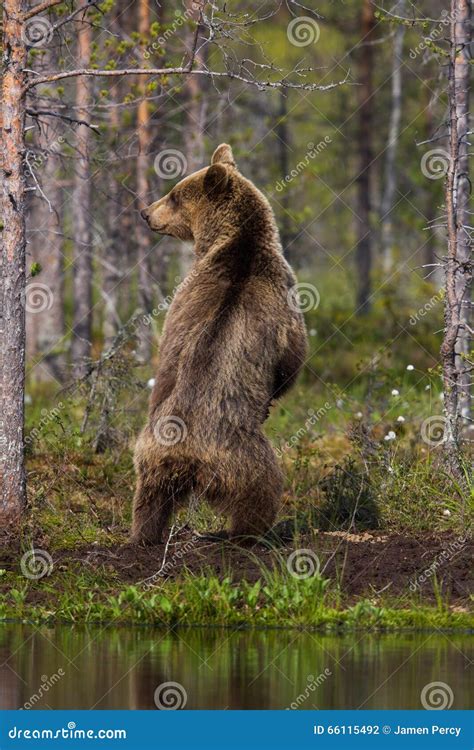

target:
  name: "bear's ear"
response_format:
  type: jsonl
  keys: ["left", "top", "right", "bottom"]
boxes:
{"left": 204, "top": 163, "right": 230, "bottom": 198}
{"left": 211, "top": 143, "right": 236, "bottom": 168}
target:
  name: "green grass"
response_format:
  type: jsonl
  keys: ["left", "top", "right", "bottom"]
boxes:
{"left": 1, "top": 568, "right": 472, "bottom": 630}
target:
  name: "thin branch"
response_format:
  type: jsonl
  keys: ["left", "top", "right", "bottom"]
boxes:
{"left": 23, "top": 0, "right": 64, "bottom": 21}
{"left": 26, "top": 108, "right": 100, "bottom": 132}
{"left": 25, "top": 66, "right": 349, "bottom": 94}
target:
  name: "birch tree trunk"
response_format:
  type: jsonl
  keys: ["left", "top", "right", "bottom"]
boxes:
{"left": 135, "top": 0, "right": 154, "bottom": 363}
{"left": 380, "top": 8, "right": 405, "bottom": 271}
{"left": 181, "top": 0, "right": 207, "bottom": 276}
{"left": 28, "top": 45, "right": 65, "bottom": 381}
{"left": 355, "top": 0, "right": 376, "bottom": 314}
{"left": 440, "top": 0, "right": 472, "bottom": 483}
{"left": 71, "top": 19, "right": 93, "bottom": 378}
{"left": 453, "top": 0, "right": 472, "bottom": 425}
{"left": 0, "top": 0, "right": 27, "bottom": 519}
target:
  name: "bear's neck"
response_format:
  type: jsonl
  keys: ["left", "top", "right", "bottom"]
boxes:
{"left": 193, "top": 206, "right": 281, "bottom": 261}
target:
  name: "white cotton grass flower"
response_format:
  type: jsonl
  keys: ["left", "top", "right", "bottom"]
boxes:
{"left": 406, "top": 364, "right": 414, "bottom": 371}
{"left": 384, "top": 430, "right": 396, "bottom": 441}
{"left": 147, "top": 378, "right": 156, "bottom": 389}
{"left": 425, "top": 384, "right": 431, "bottom": 390}
{"left": 442, "top": 509, "right": 451, "bottom": 518}
{"left": 439, "top": 392, "right": 444, "bottom": 401}
{"left": 391, "top": 389, "right": 400, "bottom": 396}
{"left": 336, "top": 399, "right": 344, "bottom": 409}
{"left": 396, "top": 415, "right": 405, "bottom": 423}
{"left": 355, "top": 411, "right": 363, "bottom": 419}
{"left": 309, "top": 328, "right": 317, "bottom": 337}
{"left": 24, "top": 394, "right": 32, "bottom": 405}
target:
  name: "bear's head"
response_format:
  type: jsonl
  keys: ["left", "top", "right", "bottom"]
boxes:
{"left": 140, "top": 144, "right": 275, "bottom": 253}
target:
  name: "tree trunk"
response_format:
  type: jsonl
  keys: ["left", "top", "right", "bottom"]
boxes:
{"left": 440, "top": 0, "right": 471, "bottom": 484}
{"left": 355, "top": 0, "right": 376, "bottom": 314}
{"left": 181, "top": 0, "right": 207, "bottom": 276}
{"left": 71, "top": 19, "right": 93, "bottom": 378}
{"left": 276, "top": 91, "right": 293, "bottom": 260}
{"left": 453, "top": 0, "right": 472, "bottom": 425}
{"left": 380, "top": 6, "right": 405, "bottom": 271}
{"left": 0, "top": 0, "right": 28, "bottom": 520}
{"left": 27, "top": 45, "right": 65, "bottom": 381}
{"left": 135, "top": 0, "right": 154, "bottom": 363}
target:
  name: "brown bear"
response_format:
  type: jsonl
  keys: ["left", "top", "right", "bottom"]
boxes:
{"left": 131, "top": 143, "right": 307, "bottom": 544}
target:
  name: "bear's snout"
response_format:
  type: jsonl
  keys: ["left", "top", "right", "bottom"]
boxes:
{"left": 140, "top": 208, "right": 150, "bottom": 222}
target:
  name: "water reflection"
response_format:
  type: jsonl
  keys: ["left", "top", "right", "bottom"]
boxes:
{"left": 0, "top": 625, "right": 472, "bottom": 710}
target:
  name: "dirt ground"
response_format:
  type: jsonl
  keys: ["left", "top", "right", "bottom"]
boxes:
{"left": 3, "top": 528, "right": 471, "bottom": 606}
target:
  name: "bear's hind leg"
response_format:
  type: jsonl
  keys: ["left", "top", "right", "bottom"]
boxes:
{"left": 131, "top": 475, "right": 177, "bottom": 545}
{"left": 229, "top": 482, "right": 280, "bottom": 542}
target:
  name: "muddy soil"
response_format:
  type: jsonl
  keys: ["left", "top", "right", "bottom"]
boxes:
{"left": 2, "top": 528, "right": 471, "bottom": 606}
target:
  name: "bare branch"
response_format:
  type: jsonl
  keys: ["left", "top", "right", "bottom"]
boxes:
{"left": 25, "top": 66, "right": 349, "bottom": 94}
{"left": 23, "top": 0, "right": 64, "bottom": 21}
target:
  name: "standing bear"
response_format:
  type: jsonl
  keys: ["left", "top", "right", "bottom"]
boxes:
{"left": 132, "top": 144, "right": 307, "bottom": 544}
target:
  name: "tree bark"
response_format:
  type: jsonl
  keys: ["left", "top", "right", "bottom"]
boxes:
{"left": 380, "top": 7, "right": 405, "bottom": 271}
{"left": 71, "top": 18, "right": 93, "bottom": 378}
{"left": 27, "top": 46, "right": 65, "bottom": 382}
{"left": 355, "top": 0, "right": 376, "bottom": 314}
{"left": 135, "top": 0, "right": 154, "bottom": 363}
{"left": 453, "top": 0, "right": 472, "bottom": 424}
{"left": 181, "top": 0, "right": 207, "bottom": 276}
{"left": 440, "top": 0, "right": 471, "bottom": 483}
{"left": 276, "top": 91, "right": 293, "bottom": 260}
{"left": 0, "top": 0, "right": 28, "bottom": 519}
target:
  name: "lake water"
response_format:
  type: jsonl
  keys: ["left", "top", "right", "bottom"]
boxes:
{"left": 0, "top": 625, "right": 472, "bottom": 710}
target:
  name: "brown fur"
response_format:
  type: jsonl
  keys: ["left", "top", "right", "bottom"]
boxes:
{"left": 132, "top": 144, "right": 308, "bottom": 544}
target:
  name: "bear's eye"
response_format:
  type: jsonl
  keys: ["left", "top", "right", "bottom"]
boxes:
{"left": 169, "top": 191, "right": 180, "bottom": 207}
